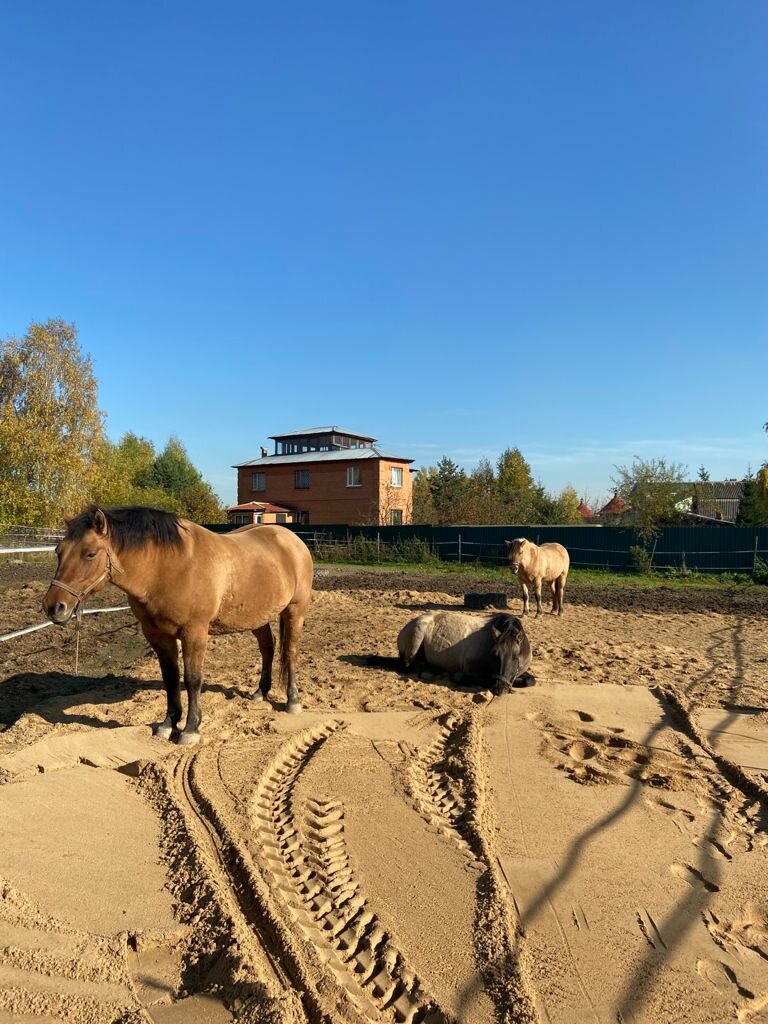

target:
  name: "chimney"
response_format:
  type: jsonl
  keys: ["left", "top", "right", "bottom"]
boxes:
{"left": 260, "top": 446, "right": 268, "bottom": 458}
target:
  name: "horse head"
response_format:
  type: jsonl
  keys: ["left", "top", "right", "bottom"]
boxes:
{"left": 505, "top": 537, "right": 529, "bottom": 573}
{"left": 489, "top": 613, "right": 530, "bottom": 694}
{"left": 44, "top": 507, "right": 120, "bottom": 624}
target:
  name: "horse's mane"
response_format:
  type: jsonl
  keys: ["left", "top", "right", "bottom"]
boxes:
{"left": 489, "top": 612, "right": 525, "bottom": 641}
{"left": 68, "top": 505, "right": 186, "bottom": 551}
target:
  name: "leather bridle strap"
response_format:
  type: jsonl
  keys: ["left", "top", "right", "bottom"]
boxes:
{"left": 51, "top": 548, "right": 124, "bottom": 621}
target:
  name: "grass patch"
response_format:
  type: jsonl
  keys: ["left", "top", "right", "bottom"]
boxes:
{"left": 315, "top": 558, "right": 764, "bottom": 590}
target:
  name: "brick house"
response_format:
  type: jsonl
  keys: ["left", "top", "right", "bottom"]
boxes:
{"left": 233, "top": 427, "right": 414, "bottom": 526}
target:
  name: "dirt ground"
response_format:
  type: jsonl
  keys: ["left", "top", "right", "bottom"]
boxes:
{"left": 1, "top": 559, "right": 767, "bottom": 1023}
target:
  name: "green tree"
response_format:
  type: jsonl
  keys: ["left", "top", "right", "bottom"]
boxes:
{"left": 430, "top": 457, "right": 469, "bottom": 524}
{"left": 737, "top": 473, "right": 768, "bottom": 526}
{"left": 412, "top": 467, "right": 437, "bottom": 524}
{"left": 0, "top": 320, "right": 105, "bottom": 525}
{"left": 145, "top": 437, "right": 223, "bottom": 523}
{"left": 466, "top": 458, "right": 506, "bottom": 523}
{"left": 611, "top": 456, "right": 688, "bottom": 541}
{"left": 496, "top": 447, "right": 537, "bottom": 521}
{"left": 93, "top": 433, "right": 166, "bottom": 507}
{"left": 697, "top": 465, "right": 710, "bottom": 482}
{"left": 551, "top": 484, "right": 584, "bottom": 524}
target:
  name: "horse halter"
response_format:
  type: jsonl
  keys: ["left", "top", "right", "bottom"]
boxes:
{"left": 50, "top": 546, "right": 124, "bottom": 620}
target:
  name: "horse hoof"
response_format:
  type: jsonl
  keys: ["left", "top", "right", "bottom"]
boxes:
{"left": 153, "top": 723, "right": 173, "bottom": 740}
{"left": 286, "top": 701, "right": 303, "bottom": 715}
{"left": 176, "top": 731, "right": 201, "bottom": 746}
{"left": 252, "top": 690, "right": 266, "bottom": 702}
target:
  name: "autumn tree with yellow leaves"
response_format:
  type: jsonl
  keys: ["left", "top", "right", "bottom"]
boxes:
{"left": 0, "top": 320, "right": 105, "bottom": 526}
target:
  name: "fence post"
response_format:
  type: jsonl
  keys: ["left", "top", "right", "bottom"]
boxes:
{"left": 458, "top": 533, "right": 462, "bottom": 564}
{"left": 649, "top": 537, "right": 658, "bottom": 573}
{"left": 754, "top": 535, "right": 759, "bottom": 574}
{"left": 377, "top": 532, "right": 381, "bottom": 562}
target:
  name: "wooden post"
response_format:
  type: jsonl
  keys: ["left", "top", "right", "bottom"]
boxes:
{"left": 649, "top": 537, "right": 658, "bottom": 572}
{"left": 458, "top": 533, "right": 462, "bottom": 564}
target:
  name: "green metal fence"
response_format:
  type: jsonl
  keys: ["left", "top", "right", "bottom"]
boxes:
{"left": 206, "top": 522, "right": 768, "bottom": 575}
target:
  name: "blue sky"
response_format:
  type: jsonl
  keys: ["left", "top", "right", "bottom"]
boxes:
{"left": 1, "top": 1, "right": 766, "bottom": 506}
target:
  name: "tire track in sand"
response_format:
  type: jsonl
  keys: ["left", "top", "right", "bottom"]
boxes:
{"left": 251, "top": 721, "right": 450, "bottom": 1024}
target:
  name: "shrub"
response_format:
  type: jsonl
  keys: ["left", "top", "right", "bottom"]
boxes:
{"left": 629, "top": 545, "right": 653, "bottom": 575}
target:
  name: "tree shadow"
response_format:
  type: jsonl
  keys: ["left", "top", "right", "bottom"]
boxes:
{"left": 500, "top": 616, "right": 765, "bottom": 1020}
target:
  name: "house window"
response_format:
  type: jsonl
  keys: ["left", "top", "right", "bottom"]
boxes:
{"left": 295, "top": 469, "right": 310, "bottom": 489}
{"left": 232, "top": 513, "right": 250, "bottom": 525}
{"left": 390, "top": 466, "right": 403, "bottom": 487}
{"left": 346, "top": 466, "right": 362, "bottom": 487}
{"left": 390, "top": 509, "right": 403, "bottom": 525}
{"left": 252, "top": 472, "right": 266, "bottom": 492}
{"left": 275, "top": 513, "right": 287, "bottom": 524}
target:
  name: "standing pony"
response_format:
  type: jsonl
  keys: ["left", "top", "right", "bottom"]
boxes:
{"left": 506, "top": 537, "right": 570, "bottom": 616}
{"left": 44, "top": 506, "right": 313, "bottom": 744}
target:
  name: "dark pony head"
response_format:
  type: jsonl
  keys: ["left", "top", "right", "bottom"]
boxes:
{"left": 488, "top": 613, "right": 533, "bottom": 693}
{"left": 66, "top": 505, "right": 186, "bottom": 552}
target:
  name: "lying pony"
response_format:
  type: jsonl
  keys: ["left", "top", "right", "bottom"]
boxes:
{"left": 397, "top": 611, "right": 534, "bottom": 693}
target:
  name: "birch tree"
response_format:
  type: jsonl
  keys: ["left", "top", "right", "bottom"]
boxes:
{"left": 0, "top": 320, "right": 105, "bottom": 526}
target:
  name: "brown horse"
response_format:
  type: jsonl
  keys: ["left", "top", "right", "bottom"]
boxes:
{"left": 44, "top": 506, "right": 313, "bottom": 744}
{"left": 506, "top": 537, "right": 570, "bottom": 616}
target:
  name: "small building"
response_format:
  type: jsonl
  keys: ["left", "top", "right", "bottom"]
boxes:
{"left": 226, "top": 501, "right": 297, "bottom": 526}
{"left": 233, "top": 426, "right": 414, "bottom": 526}
{"left": 578, "top": 500, "right": 595, "bottom": 520}
{"left": 682, "top": 480, "right": 744, "bottom": 524}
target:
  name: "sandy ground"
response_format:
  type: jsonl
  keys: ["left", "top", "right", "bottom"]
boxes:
{"left": 1, "top": 561, "right": 767, "bottom": 1023}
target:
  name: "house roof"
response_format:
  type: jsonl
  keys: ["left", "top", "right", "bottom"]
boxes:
{"left": 269, "top": 426, "right": 376, "bottom": 441}
{"left": 234, "top": 447, "right": 413, "bottom": 468}
{"left": 226, "top": 501, "right": 295, "bottom": 513}
{"left": 598, "top": 494, "right": 629, "bottom": 515}
{"left": 578, "top": 501, "right": 594, "bottom": 518}
{"left": 688, "top": 480, "right": 744, "bottom": 500}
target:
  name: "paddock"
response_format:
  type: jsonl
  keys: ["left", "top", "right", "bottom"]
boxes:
{"left": 1, "top": 559, "right": 767, "bottom": 1024}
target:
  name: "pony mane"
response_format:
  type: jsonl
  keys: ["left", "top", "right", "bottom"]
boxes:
{"left": 490, "top": 612, "right": 524, "bottom": 639}
{"left": 68, "top": 505, "right": 186, "bottom": 551}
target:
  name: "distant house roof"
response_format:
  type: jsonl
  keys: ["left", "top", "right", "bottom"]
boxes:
{"left": 578, "top": 501, "right": 595, "bottom": 519}
{"left": 269, "top": 426, "right": 376, "bottom": 442}
{"left": 234, "top": 447, "right": 413, "bottom": 468}
{"left": 598, "top": 494, "right": 629, "bottom": 516}
{"left": 687, "top": 480, "right": 744, "bottom": 500}
{"left": 683, "top": 480, "right": 744, "bottom": 523}
{"left": 226, "top": 501, "right": 295, "bottom": 513}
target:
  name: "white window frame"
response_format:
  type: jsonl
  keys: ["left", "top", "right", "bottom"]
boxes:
{"left": 346, "top": 466, "right": 362, "bottom": 487}
{"left": 389, "top": 466, "right": 403, "bottom": 488}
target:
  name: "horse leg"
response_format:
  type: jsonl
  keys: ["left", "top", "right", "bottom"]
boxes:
{"left": 178, "top": 625, "right": 208, "bottom": 745}
{"left": 252, "top": 623, "right": 274, "bottom": 702}
{"left": 549, "top": 579, "right": 558, "bottom": 613}
{"left": 280, "top": 603, "right": 307, "bottom": 714}
{"left": 534, "top": 579, "right": 543, "bottom": 616}
{"left": 141, "top": 623, "right": 182, "bottom": 741}
{"left": 557, "top": 572, "right": 567, "bottom": 614}
{"left": 519, "top": 580, "right": 530, "bottom": 615}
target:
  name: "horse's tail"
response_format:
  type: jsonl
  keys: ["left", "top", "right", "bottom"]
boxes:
{"left": 279, "top": 615, "right": 289, "bottom": 690}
